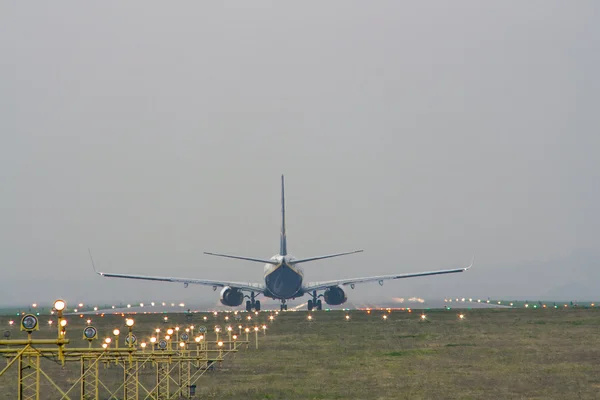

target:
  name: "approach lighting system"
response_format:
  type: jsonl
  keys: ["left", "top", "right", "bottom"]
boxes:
{"left": 158, "top": 339, "right": 168, "bottom": 350}
{"left": 53, "top": 300, "right": 66, "bottom": 312}
{"left": 113, "top": 329, "right": 120, "bottom": 336}
{"left": 83, "top": 326, "right": 97, "bottom": 340}
{"left": 60, "top": 319, "right": 67, "bottom": 327}
{"left": 21, "top": 315, "right": 39, "bottom": 332}
{"left": 125, "top": 318, "right": 135, "bottom": 327}
{"left": 167, "top": 328, "right": 174, "bottom": 335}
{"left": 150, "top": 337, "right": 157, "bottom": 344}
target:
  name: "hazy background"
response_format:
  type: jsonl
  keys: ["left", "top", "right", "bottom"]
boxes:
{"left": 1, "top": 2, "right": 599, "bottom": 307}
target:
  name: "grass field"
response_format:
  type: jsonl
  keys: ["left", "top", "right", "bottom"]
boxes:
{"left": 2, "top": 308, "right": 600, "bottom": 399}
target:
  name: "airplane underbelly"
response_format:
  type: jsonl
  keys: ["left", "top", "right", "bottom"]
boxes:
{"left": 264, "top": 265, "right": 303, "bottom": 299}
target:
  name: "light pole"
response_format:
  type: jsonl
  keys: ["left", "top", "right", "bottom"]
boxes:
{"left": 125, "top": 318, "right": 135, "bottom": 348}
{"left": 227, "top": 326, "right": 232, "bottom": 349}
{"left": 217, "top": 340, "right": 223, "bottom": 359}
{"left": 167, "top": 328, "right": 174, "bottom": 350}
{"left": 113, "top": 329, "right": 120, "bottom": 349}
{"left": 53, "top": 299, "right": 66, "bottom": 339}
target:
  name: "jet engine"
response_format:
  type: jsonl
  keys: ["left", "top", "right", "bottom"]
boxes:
{"left": 323, "top": 286, "right": 347, "bottom": 306}
{"left": 219, "top": 287, "right": 244, "bottom": 307}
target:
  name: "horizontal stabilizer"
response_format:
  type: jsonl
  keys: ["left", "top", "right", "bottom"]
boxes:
{"left": 204, "top": 252, "right": 279, "bottom": 265}
{"left": 292, "top": 250, "right": 363, "bottom": 264}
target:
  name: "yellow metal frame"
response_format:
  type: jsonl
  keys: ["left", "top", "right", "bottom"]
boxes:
{"left": 1, "top": 329, "right": 253, "bottom": 399}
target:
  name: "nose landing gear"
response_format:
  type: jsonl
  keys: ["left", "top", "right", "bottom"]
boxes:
{"left": 280, "top": 300, "right": 288, "bottom": 311}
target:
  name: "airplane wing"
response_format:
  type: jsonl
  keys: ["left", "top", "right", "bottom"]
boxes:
{"left": 302, "top": 258, "right": 473, "bottom": 292}
{"left": 96, "top": 271, "right": 265, "bottom": 292}
{"left": 89, "top": 249, "right": 264, "bottom": 292}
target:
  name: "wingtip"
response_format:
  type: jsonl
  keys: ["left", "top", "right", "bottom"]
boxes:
{"left": 88, "top": 248, "right": 101, "bottom": 275}
{"left": 465, "top": 256, "right": 475, "bottom": 270}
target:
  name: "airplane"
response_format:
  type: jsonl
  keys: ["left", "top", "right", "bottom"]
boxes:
{"left": 93, "top": 175, "right": 473, "bottom": 312}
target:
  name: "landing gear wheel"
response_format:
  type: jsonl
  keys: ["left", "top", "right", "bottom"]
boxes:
{"left": 307, "top": 300, "right": 313, "bottom": 311}
{"left": 280, "top": 304, "right": 284, "bottom": 311}
{"left": 254, "top": 300, "right": 261, "bottom": 311}
{"left": 284, "top": 304, "right": 288, "bottom": 310}
{"left": 246, "top": 300, "right": 252, "bottom": 312}
{"left": 316, "top": 300, "right": 322, "bottom": 311}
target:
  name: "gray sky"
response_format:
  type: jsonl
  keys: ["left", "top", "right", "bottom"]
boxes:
{"left": 1, "top": 2, "right": 599, "bottom": 306}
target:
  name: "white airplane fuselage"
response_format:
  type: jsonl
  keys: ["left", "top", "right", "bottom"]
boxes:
{"left": 263, "top": 255, "right": 304, "bottom": 300}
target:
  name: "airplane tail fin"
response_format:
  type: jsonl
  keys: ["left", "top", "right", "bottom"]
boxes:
{"left": 280, "top": 174, "right": 287, "bottom": 256}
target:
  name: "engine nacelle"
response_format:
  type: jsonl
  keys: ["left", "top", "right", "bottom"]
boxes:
{"left": 323, "top": 286, "right": 347, "bottom": 306}
{"left": 219, "top": 287, "right": 244, "bottom": 307}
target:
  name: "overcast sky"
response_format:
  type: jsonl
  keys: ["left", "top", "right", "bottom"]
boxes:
{"left": 1, "top": 2, "right": 599, "bottom": 307}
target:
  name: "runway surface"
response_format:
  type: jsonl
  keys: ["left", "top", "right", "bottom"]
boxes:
{"left": 70, "top": 298, "right": 509, "bottom": 315}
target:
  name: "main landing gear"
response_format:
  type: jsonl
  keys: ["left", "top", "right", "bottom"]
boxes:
{"left": 245, "top": 292, "right": 261, "bottom": 312}
{"left": 307, "top": 290, "right": 322, "bottom": 311}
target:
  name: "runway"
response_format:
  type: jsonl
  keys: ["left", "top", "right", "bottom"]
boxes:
{"left": 69, "top": 297, "right": 510, "bottom": 315}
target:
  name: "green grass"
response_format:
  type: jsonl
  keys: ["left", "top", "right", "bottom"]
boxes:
{"left": 2, "top": 308, "right": 600, "bottom": 399}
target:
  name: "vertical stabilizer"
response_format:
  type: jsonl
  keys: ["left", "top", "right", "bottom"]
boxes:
{"left": 280, "top": 174, "right": 287, "bottom": 256}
